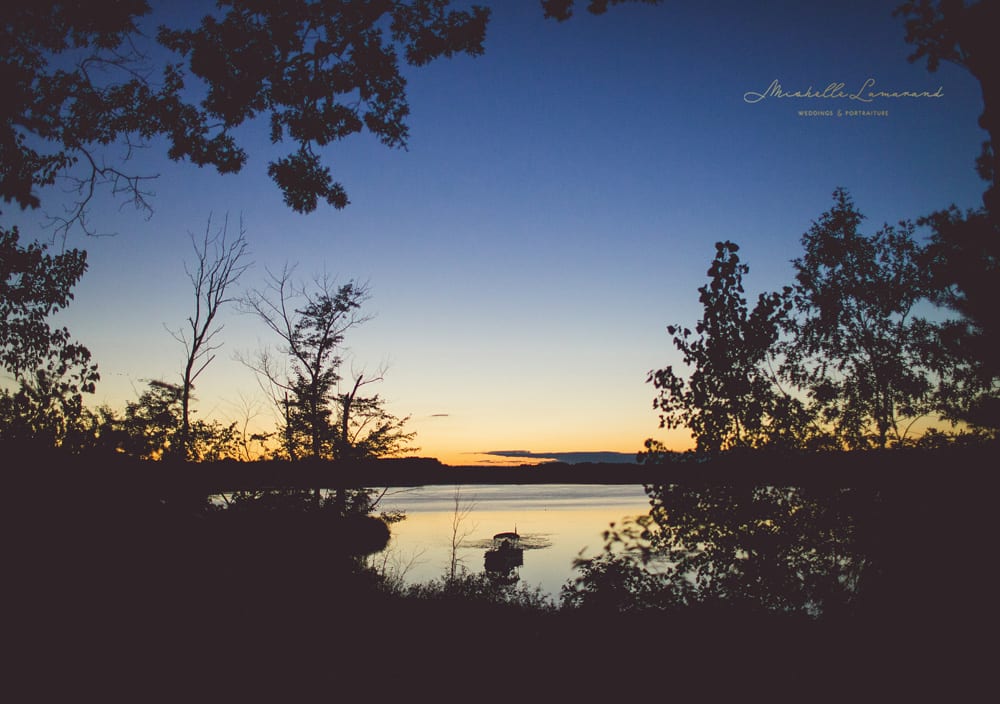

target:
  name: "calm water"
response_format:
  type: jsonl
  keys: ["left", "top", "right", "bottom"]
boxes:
{"left": 370, "top": 483, "right": 652, "bottom": 599}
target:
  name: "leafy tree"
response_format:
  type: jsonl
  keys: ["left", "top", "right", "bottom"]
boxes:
{"left": 565, "top": 483, "right": 868, "bottom": 617}
{"left": 157, "top": 0, "right": 490, "bottom": 216}
{"left": 241, "top": 268, "right": 413, "bottom": 463}
{"left": 121, "top": 379, "right": 185, "bottom": 460}
{"left": 336, "top": 372, "right": 417, "bottom": 461}
{"left": 646, "top": 241, "right": 797, "bottom": 454}
{"left": 1, "top": 1, "right": 239, "bottom": 234}
{"left": 895, "top": 0, "right": 1000, "bottom": 211}
{"left": 63, "top": 403, "right": 130, "bottom": 456}
{"left": 168, "top": 214, "right": 250, "bottom": 460}
{"left": 893, "top": 2, "right": 1000, "bottom": 432}
{"left": 781, "top": 188, "right": 939, "bottom": 449}
{"left": 120, "top": 379, "right": 240, "bottom": 460}
{"left": 1, "top": 0, "right": 489, "bottom": 235}
{"left": 3, "top": 0, "right": 668, "bottom": 236}
{"left": 919, "top": 206, "right": 1000, "bottom": 430}
{"left": 541, "top": 0, "right": 663, "bottom": 21}
{"left": 189, "top": 416, "right": 242, "bottom": 461}
{"left": 0, "top": 225, "right": 98, "bottom": 447}
{"left": 242, "top": 269, "right": 368, "bottom": 459}
{"left": 562, "top": 541, "right": 679, "bottom": 614}
{"left": 1, "top": 227, "right": 94, "bottom": 376}
{"left": 0, "top": 366, "right": 90, "bottom": 446}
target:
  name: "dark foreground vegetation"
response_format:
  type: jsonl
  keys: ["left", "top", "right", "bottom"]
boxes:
{"left": 6, "top": 441, "right": 995, "bottom": 697}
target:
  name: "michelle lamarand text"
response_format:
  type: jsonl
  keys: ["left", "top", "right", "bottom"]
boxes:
{"left": 743, "top": 78, "right": 944, "bottom": 104}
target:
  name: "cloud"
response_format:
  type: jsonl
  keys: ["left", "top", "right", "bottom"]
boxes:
{"left": 478, "top": 450, "right": 637, "bottom": 464}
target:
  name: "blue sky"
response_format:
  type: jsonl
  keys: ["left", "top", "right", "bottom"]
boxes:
{"left": 9, "top": 1, "right": 989, "bottom": 464}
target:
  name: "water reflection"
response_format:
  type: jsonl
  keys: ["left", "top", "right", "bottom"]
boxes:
{"left": 379, "top": 482, "right": 887, "bottom": 617}
{"left": 565, "top": 483, "right": 875, "bottom": 617}
{"left": 373, "top": 484, "right": 651, "bottom": 597}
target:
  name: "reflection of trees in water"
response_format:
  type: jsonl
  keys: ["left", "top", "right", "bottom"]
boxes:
{"left": 565, "top": 483, "right": 876, "bottom": 617}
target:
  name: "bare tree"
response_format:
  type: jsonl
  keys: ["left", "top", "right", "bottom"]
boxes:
{"left": 168, "top": 214, "right": 250, "bottom": 459}
{"left": 226, "top": 391, "right": 273, "bottom": 461}
{"left": 370, "top": 541, "right": 427, "bottom": 593}
{"left": 448, "top": 487, "right": 477, "bottom": 582}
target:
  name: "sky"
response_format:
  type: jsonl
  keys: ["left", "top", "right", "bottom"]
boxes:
{"left": 7, "top": 0, "right": 990, "bottom": 466}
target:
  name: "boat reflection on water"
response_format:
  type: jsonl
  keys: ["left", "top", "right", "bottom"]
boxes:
{"left": 378, "top": 484, "right": 649, "bottom": 597}
{"left": 484, "top": 530, "right": 523, "bottom": 584}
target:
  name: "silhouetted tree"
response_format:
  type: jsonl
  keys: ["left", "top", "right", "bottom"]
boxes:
{"left": 919, "top": 206, "right": 1000, "bottom": 430}
{"left": 2, "top": 1, "right": 236, "bottom": 234}
{"left": 0, "top": 365, "right": 90, "bottom": 446}
{"left": 228, "top": 391, "right": 273, "bottom": 461}
{"left": 562, "top": 550, "right": 676, "bottom": 614}
{"left": 447, "top": 486, "right": 476, "bottom": 581}
{"left": 566, "top": 483, "right": 868, "bottom": 617}
{"left": 336, "top": 371, "right": 417, "bottom": 461}
{"left": 120, "top": 379, "right": 240, "bottom": 460}
{"left": 168, "top": 214, "right": 249, "bottom": 460}
{"left": 121, "top": 379, "right": 184, "bottom": 459}
{"left": 561, "top": 513, "right": 675, "bottom": 613}
{"left": 893, "top": 2, "right": 1000, "bottom": 432}
{"left": 241, "top": 271, "right": 414, "bottom": 517}
{"left": 241, "top": 267, "right": 369, "bottom": 460}
{"left": 0, "top": 225, "right": 98, "bottom": 446}
{"left": 1, "top": 0, "right": 490, "bottom": 236}
{"left": 541, "top": 0, "right": 663, "bottom": 21}
{"left": 242, "top": 273, "right": 417, "bottom": 463}
{"left": 782, "top": 189, "right": 939, "bottom": 449}
{"left": 646, "top": 241, "right": 798, "bottom": 454}
{"left": 1, "top": 227, "right": 93, "bottom": 377}
{"left": 895, "top": 0, "right": 1000, "bottom": 212}
{"left": 3, "top": 1, "right": 672, "bottom": 236}
{"left": 63, "top": 403, "right": 129, "bottom": 456}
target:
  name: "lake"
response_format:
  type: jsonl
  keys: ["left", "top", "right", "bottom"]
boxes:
{"left": 370, "top": 483, "right": 653, "bottom": 600}
{"left": 204, "top": 471, "right": 962, "bottom": 618}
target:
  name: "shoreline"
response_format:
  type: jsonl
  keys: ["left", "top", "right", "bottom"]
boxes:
{"left": 8, "top": 442, "right": 996, "bottom": 496}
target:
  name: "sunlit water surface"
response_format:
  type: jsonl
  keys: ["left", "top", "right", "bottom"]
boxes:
{"left": 371, "top": 484, "right": 652, "bottom": 600}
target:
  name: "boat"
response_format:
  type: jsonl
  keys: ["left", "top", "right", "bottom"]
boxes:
{"left": 484, "top": 530, "right": 523, "bottom": 573}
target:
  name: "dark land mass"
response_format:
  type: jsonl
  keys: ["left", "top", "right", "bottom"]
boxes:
{"left": 5, "top": 441, "right": 995, "bottom": 697}
{"left": 5, "top": 441, "right": 998, "bottom": 493}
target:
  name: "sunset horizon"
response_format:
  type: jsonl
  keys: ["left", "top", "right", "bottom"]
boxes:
{"left": 4, "top": 0, "right": 990, "bottom": 462}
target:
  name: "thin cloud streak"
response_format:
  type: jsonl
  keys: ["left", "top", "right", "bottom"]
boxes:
{"left": 477, "top": 450, "right": 638, "bottom": 464}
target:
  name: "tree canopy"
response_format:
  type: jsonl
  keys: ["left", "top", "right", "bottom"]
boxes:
{"left": 895, "top": 0, "right": 1000, "bottom": 211}
{"left": 647, "top": 241, "right": 795, "bottom": 454}
{"left": 1, "top": 0, "right": 490, "bottom": 234}
{"left": 2, "top": 0, "right": 662, "bottom": 237}
{"left": 0, "top": 226, "right": 92, "bottom": 377}
{"left": 644, "top": 190, "right": 989, "bottom": 455}
{"left": 894, "top": 1, "right": 1000, "bottom": 428}
{"left": 783, "top": 188, "right": 938, "bottom": 449}
{"left": 0, "top": 225, "right": 98, "bottom": 447}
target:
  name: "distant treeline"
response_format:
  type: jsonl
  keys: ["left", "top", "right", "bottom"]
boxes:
{"left": 7, "top": 440, "right": 996, "bottom": 496}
